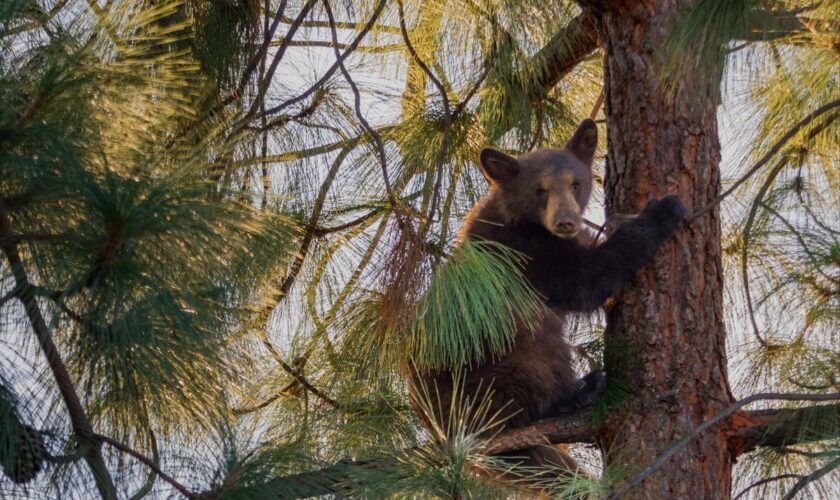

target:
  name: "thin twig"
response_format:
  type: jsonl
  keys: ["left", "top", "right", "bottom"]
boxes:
{"left": 241, "top": 0, "right": 318, "bottom": 125}
{"left": 609, "top": 392, "right": 840, "bottom": 499}
{"left": 780, "top": 455, "right": 840, "bottom": 500}
{"left": 528, "top": 99, "right": 545, "bottom": 150}
{"left": 740, "top": 157, "right": 786, "bottom": 347}
{"left": 257, "top": 0, "right": 389, "bottom": 120}
{"left": 395, "top": 0, "right": 452, "bottom": 225}
{"left": 310, "top": 209, "right": 382, "bottom": 236}
{"left": 736, "top": 110, "right": 840, "bottom": 347}
{"left": 277, "top": 40, "right": 403, "bottom": 53}
{"left": 589, "top": 87, "right": 605, "bottom": 120}
{"left": 451, "top": 66, "right": 490, "bottom": 120}
{"left": 274, "top": 14, "right": 402, "bottom": 34}
{"left": 687, "top": 98, "right": 840, "bottom": 221}
{"left": 127, "top": 427, "right": 160, "bottom": 500}
{"left": 275, "top": 142, "right": 356, "bottom": 303}
{"left": 733, "top": 474, "right": 803, "bottom": 500}
{"left": 96, "top": 434, "right": 196, "bottom": 499}
{"left": 228, "top": 0, "right": 289, "bottom": 106}
{"left": 259, "top": 0, "right": 271, "bottom": 212}
{"left": 257, "top": 329, "right": 341, "bottom": 409}
{"left": 322, "top": 0, "right": 398, "bottom": 215}
{"left": 233, "top": 392, "right": 288, "bottom": 415}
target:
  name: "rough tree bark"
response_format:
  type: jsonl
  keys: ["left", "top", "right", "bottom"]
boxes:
{"left": 589, "top": 0, "right": 734, "bottom": 497}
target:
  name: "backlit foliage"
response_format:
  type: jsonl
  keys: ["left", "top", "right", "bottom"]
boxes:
{"left": 0, "top": 0, "right": 836, "bottom": 498}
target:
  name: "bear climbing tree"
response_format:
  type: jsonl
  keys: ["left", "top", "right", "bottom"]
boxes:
{"left": 490, "top": 1, "right": 840, "bottom": 498}
{"left": 2, "top": 1, "right": 838, "bottom": 498}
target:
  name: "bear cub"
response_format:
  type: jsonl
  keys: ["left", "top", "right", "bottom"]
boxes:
{"left": 411, "top": 119, "right": 686, "bottom": 459}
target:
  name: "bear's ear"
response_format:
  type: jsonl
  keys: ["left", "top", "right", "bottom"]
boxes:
{"left": 479, "top": 148, "right": 519, "bottom": 183}
{"left": 565, "top": 119, "right": 598, "bottom": 166}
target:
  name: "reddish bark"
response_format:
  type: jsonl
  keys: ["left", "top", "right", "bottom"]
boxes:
{"left": 589, "top": 1, "right": 735, "bottom": 497}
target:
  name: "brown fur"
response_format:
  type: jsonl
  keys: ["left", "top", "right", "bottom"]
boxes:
{"left": 409, "top": 120, "right": 687, "bottom": 489}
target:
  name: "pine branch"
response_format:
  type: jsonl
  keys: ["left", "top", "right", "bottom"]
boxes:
{"left": 255, "top": 0, "right": 388, "bottom": 122}
{"left": 529, "top": 12, "right": 599, "bottom": 93}
{"left": 0, "top": 208, "right": 117, "bottom": 499}
{"left": 262, "top": 392, "right": 833, "bottom": 497}
{"left": 217, "top": 409, "right": 596, "bottom": 498}
{"left": 734, "top": 403, "right": 840, "bottom": 453}
{"left": 733, "top": 474, "right": 803, "bottom": 500}
{"left": 96, "top": 434, "right": 197, "bottom": 499}
{"left": 688, "top": 99, "right": 840, "bottom": 221}
{"left": 482, "top": 409, "right": 596, "bottom": 454}
{"left": 780, "top": 455, "right": 840, "bottom": 500}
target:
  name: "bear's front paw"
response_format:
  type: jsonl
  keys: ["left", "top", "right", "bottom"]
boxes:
{"left": 574, "top": 369, "right": 608, "bottom": 409}
{"left": 640, "top": 194, "right": 687, "bottom": 236}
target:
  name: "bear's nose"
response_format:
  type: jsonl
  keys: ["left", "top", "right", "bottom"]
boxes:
{"left": 554, "top": 219, "right": 577, "bottom": 233}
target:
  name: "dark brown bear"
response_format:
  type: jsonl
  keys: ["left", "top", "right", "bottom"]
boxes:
{"left": 410, "top": 119, "right": 686, "bottom": 480}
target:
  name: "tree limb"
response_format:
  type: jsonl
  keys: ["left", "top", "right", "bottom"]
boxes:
{"left": 96, "top": 434, "right": 197, "bottom": 499}
{"left": 529, "top": 13, "right": 598, "bottom": 93}
{"left": 734, "top": 403, "right": 840, "bottom": 454}
{"left": 482, "top": 409, "right": 596, "bottom": 454}
{"left": 0, "top": 208, "right": 117, "bottom": 499}
{"left": 780, "top": 455, "right": 840, "bottom": 500}
{"left": 214, "top": 409, "right": 596, "bottom": 498}
{"left": 733, "top": 473, "right": 803, "bottom": 500}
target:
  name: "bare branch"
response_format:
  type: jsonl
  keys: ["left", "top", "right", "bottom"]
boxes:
{"left": 529, "top": 13, "right": 598, "bottom": 92}
{"left": 274, "top": 13, "right": 402, "bottom": 34}
{"left": 278, "top": 39, "right": 403, "bottom": 53}
{"left": 687, "top": 99, "right": 840, "bottom": 221}
{"left": 257, "top": 0, "right": 389, "bottom": 121}
{"left": 233, "top": 391, "right": 289, "bottom": 416}
{"left": 780, "top": 455, "right": 840, "bottom": 500}
{"left": 733, "top": 474, "right": 803, "bottom": 500}
{"left": 310, "top": 209, "right": 383, "bottom": 236}
{"left": 734, "top": 109, "right": 840, "bottom": 346}
{"left": 257, "top": 329, "right": 341, "bottom": 410}
{"left": 96, "top": 434, "right": 196, "bottom": 499}
{"left": 482, "top": 410, "right": 595, "bottom": 454}
{"left": 322, "top": 0, "right": 397, "bottom": 214}
{"left": 243, "top": 0, "right": 318, "bottom": 123}
{"left": 395, "top": 0, "right": 452, "bottom": 225}
{"left": 735, "top": 403, "right": 840, "bottom": 453}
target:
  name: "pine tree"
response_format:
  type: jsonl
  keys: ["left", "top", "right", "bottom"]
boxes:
{"left": 0, "top": 0, "right": 837, "bottom": 498}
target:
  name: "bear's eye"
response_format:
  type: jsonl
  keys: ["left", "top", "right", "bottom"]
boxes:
{"left": 535, "top": 187, "right": 548, "bottom": 197}
{"left": 571, "top": 182, "right": 581, "bottom": 192}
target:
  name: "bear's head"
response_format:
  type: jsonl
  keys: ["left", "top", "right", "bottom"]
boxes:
{"left": 479, "top": 119, "right": 597, "bottom": 239}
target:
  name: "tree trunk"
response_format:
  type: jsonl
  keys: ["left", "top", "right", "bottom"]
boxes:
{"left": 592, "top": 1, "right": 735, "bottom": 497}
